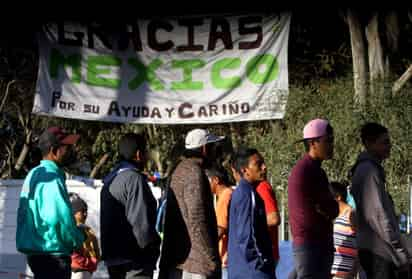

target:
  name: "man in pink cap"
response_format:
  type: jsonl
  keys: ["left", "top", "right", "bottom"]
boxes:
{"left": 287, "top": 119, "right": 339, "bottom": 279}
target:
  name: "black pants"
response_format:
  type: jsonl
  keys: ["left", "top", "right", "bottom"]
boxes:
{"left": 27, "top": 254, "right": 71, "bottom": 279}
{"left": 108, "top": 262, "right": 153, "bottom": 279}
{"left": 292, "top": 243, "right": 334, "bottom": 279}
{"left": 359, "top": 249, "right": 408, "bottom": 279}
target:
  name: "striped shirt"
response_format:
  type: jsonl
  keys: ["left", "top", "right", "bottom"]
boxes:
{"left": 331, "top": 208, "right": 358, "bottom": 278}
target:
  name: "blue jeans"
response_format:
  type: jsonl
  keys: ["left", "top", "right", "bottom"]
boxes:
{"left": 221, "top": 267, "right": 227, "bottom": 279}
{"left": 292, "top": 243, "right": 333, "bottom": 279}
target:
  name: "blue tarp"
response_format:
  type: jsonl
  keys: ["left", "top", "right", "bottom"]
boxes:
{"left": 277, "top": 241, "right": 294, "bottom": 279}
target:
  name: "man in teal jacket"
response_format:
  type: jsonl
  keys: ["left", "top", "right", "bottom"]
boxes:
{"left": 16, "top": 127, "right": 85, "bottom": 279}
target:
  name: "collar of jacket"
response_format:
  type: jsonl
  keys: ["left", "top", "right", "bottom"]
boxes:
{"left": 357, "top": 151, "right": 383, "bottom": 167}
{"left": 40, "top": 160, "right": 65, "bottom": 177}
{"left": 239, "top": 177, "right": 256, "bottom": 189}
{"left": 357, "top": 151, "right": 386, "bottom": 181}
{"left": 185, "top": 156, "right": 204, "bottom": 166}
{"left": 103, "top": 160, "right": 142, "bottom": 186}
{"left": 303, "top": 153, "right": 322, "bottom": 167}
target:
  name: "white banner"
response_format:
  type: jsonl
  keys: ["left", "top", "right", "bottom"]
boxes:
{"left": 33, "top": 14, "right": 291, "bottom": 124}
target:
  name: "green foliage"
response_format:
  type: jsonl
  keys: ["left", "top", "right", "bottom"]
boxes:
{"left": 239, "top": 77, "right": 412, "bottom": 214}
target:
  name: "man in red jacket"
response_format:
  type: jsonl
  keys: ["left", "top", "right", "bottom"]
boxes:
{"left": 288, "top": 118, "right": 339, "bottom": 279}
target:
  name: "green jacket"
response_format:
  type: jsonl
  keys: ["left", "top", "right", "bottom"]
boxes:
{"left": 16, "top": 160, "right": 85, "bottom": 256}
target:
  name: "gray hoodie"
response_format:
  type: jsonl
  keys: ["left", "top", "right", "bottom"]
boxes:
{"left": 351, "top": 151, "right": 409, "bottom": 267}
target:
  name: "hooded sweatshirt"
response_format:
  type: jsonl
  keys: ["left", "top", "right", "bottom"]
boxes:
{"left": 351, "top": 151, "right": 409, "bottom": 267}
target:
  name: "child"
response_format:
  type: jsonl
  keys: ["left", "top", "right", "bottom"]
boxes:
{"left": 69, "top": 193, "right": 101, "bottom": 279}
{"left": 329, "top": 182, "right": 358, "bottom": 279}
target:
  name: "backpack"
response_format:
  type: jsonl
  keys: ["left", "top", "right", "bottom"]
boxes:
{"left": 154, "top": 162, "right": 180, "bottom": 236}
{"left": 156, "top": 196, "right": 167, "bottom": 235}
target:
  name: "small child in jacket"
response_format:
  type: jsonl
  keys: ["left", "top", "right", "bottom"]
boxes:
{"left": 69, "top": 193, "right": 101, "bottom": 279}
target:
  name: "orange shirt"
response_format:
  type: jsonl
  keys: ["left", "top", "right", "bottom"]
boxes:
{"left": 215, "top": 187, "right": 233, "bottom": 267}
{"left": 256, "top": 180, "right": 280, "bottom": 261}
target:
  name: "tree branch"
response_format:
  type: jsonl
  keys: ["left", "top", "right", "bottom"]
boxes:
{"left": 392, "top": 65, "right": 412, "bottom": 95}
{"left": 90, "top": 153, "right": 110, "bottom": 178}
{"left": 14, "top": 130, "right": 32, "bottom": 172}
{"left": 0, "top": 80, "right": 16, "bottom": 113}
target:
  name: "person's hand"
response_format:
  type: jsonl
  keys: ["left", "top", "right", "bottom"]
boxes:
{"left": 395, "top": 247, "right": 410, "bottom": 278}
{"left": 397, "top": 263, "right": 409, "bottom": 278}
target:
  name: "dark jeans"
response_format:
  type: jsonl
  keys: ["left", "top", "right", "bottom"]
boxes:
{"left": 108, "top": 262, "right": 153, "bottom": 279}
{"left": 27, "top": 254, "right": 71, "bottom": 279}
{"left": 287, "top": 268, "right": 297, "bottom": 279}
{"left": 292, "top": 243, "right": 334, "bottom": 279}
{"left": 358, "top": 249, "right": 408, "bottom": 279}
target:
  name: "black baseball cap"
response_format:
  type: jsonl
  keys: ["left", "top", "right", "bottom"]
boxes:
{"left": 38, "top": 126, "right": 80, "bottom": 147}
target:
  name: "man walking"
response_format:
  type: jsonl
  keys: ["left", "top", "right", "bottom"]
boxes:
{"left": 159, "top": 128, "right": 224, "bottom": 279}
{"left": 351, "top": 123, "right": 410, "bottom": 279}
{"left": 228, "top": 148, "right": 275, "bottom": 279}
{"left": 16, "top": 127, "right": 85, "bottom": 279}
{"left": 101, "top": 133, "right": 160, "bottom": 279}
{"left": 288, "top": 118, "right": 339, "bottom": 279}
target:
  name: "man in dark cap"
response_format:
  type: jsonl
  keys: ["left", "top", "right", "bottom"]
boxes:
{"left": 16, "top": 126, "right": 85, "bottom": 279}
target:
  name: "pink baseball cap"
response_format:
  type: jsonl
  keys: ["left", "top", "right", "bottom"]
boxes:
{"left": 303, "top": 118, "right": 330, "bottom": 140}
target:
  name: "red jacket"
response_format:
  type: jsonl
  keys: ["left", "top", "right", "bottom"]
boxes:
{"left": 71, "top": 225, "right": 100, "bottom": 272}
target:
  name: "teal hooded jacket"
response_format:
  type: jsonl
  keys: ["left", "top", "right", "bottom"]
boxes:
{"left": 16, "top": 160, "right": 85, "bottom": 256}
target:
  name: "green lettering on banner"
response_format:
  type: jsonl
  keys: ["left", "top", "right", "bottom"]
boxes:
{"left": 128, "top": 58, "right": 146, "bottom": 90}
{"left": 87, "top": 56, "right": 121, "bottom": 88}
{"left": 211, "top": 58, "right": 241, "bottom": 89}
{"left": 49, "top": 48, "right": 81, "bottom": 83}
{"left": 246, "top": 54, "right": 278, "bottom": 84}
{"left": 147, "top": 59, "right": 164, "bottom": 90}
{"left": 171, "top": 60, "right": 205, "bottom": 90}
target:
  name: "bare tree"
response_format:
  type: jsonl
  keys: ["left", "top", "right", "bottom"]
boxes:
{"left": 346, "top": 9, "right": 368, "bottom": 106}
{"left": 366, "top": 12, "right": 385, "bottom": 96}
{"left": 392, "top": 10, "right": 412, "bottom": 95}
{"left": 344, "top": 10, "right": 410, "bottom": 104}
